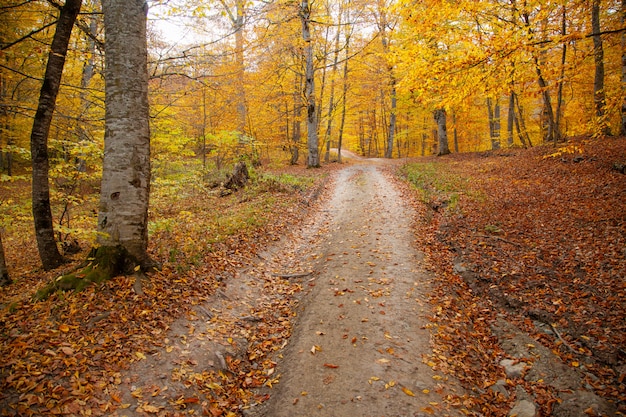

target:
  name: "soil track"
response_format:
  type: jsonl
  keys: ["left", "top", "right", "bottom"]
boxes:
{"left": 111, "top": 158, "right": 464, "bottom": 416}
{"left": 248, "top": 160, "right": 464, "bottom": 416}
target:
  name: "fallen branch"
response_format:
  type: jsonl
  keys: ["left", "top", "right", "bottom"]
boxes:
{"left": 272, "top": 272, "right": 313, "bottom": 279}
{"left": 476, "top": 234, "right": 522, "bottom": 247}
{"left": 549, "top": 323, "right": 579, "bottom": 354}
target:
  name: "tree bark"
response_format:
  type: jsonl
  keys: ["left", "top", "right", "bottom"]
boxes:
{"left": 487, "top": 97, "right": 501, "bottom": 150}
{"left": 98, "top": 0, "right": 152, "bottom": 268}
{"left": 622, "top": 0, "right": 626, "bottom": 135}
{"left": 31, "top": 0, "right": 82, "bottom": 271}
{"left": 522, "top": 11, "right": 557, "bottom": 143}
{"left": 434, "top": 109, "right": 450, "bottom": 156}
{"left": 291, "top": 71, "right": 302, "bottom": 165}
{"left": 507, "top": 91, "right": 515, "bottom": 147}
{"left": 323, "top": 5, "right": 343, "bottom": 163}
{"left": 0, "top": 232, "right": 10, "bottom": 287}
{"left": 301, "top": 0, "right": 319, "bottom": 167}
{"left": 592, "top": 0, "right": 610, "bottom": 135}
{"left": 555, "top": 4, "right": 567, "bottom": 142}
{"left": 336, "top": 25, "right": 351, "bottom": 164}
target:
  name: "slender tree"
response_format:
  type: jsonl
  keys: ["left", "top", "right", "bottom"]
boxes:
{"left": 621, "top": 0, "right": 626, "bottom": 136}
{"left": 592, "top": 0, "right": 610, "bottom": 135}
{"left": 31, "top": 0, "right": 82, "bottom": 270}
{"left": 622, "top": 0, "right": 626, "bottom": 135}
{"left": 0, "top": 231, "right": 10, "bottom": 287}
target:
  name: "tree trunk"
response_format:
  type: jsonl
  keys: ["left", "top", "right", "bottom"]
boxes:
{"left": 487, "top": 97, "right": 501, "bottom": 150}
{"left": 514, "top": 94, "right": 532, "bottom": 147}
{"left": 385, "top": 81, "right": 397, "bottom": 158}
{"left": 452, "top": 111, "right": 459, "bottom": 153}
{"left": 31, "top": 0, "right": 82, "bottom": 271}
{"left": 620, "top": 0, "right": 626, "bottom": 136}
{"left": 301, "top": 0, "right": 319, "bottom": 167}
{"left": 377, "top": 2, "right": 396, "bottom": 159}
{"left": 98, "top": 0, "right": 152, "bottom": 268}
{"left": 324, "top": 8, "right": 342, "bottom": 163}
{"left": 555, "top": 4, "right": 567, "bottom": 142}
{"left": 291, "top": 71, "right": 302, "bottom": 165}
{"left": 592, "top": 0, "right": 610, "bottom": 135}
{"left": 507, "top": 91, "right": 515, "bottom": 146}
{"left": 337, "top": 34, "right": 350, "bottom": 164}
{"left": 522, "top": 11, "right": 557, "bottom": 143}
{"left": 0, "top": 232, "right": 10, "bottom": 287}
{"left": 434, "top": 109, "right": 450, "bottom": 156}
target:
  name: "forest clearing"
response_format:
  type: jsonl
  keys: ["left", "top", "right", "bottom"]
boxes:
{"left": 1, "top": 0, "right": 626, "bottom": 416}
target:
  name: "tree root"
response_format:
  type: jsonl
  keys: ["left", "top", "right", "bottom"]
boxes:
{"left": 34, "top": 245, "right": 141, "bottom": 301}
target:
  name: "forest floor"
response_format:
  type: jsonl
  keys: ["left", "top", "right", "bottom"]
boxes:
{"left": 1, "top": 137, "right": 625, "bottom": 417}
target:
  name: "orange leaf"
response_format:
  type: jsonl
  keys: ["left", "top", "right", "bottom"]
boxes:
{"left": 323, "top": 363, "right": 339, "bottom": 368}
{"left": 402, "top": 387, "right": 415, "bottom": 396}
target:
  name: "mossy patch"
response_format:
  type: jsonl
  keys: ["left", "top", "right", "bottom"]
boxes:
{"left": 34, "top": 245, "right": 138, "bottom": 301}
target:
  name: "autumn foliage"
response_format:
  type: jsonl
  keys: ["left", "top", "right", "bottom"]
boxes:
{"left": 401, "top": 136, "right": 626, "bottom": 415}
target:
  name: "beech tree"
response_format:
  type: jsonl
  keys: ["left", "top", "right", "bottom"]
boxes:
{"left": 434, "top": 109, "right": 450, "bottom": 156}
{"left": 592, "top": 0, "right": 610, "bottom": 135}
{"left": 300, "top": 0, "right": 320, "bottom": 167}
{"left": 30, "top": 0, "right": 82, "bottom": 270}
{"left": 96, "top": 0, "right": 152, "bottom": 268}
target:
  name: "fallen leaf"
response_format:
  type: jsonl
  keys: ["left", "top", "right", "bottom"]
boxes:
{"left": 323, "top": 363, "right": 339, "bottom": 368}
{"left": 140, "top": 404, "right": 160, "bottom": 413}
{"left": 402, "top": 387, "right": 415, "bottom": 396}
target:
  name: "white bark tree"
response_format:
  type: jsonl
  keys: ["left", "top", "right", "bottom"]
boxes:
{"left": 300, "top": 0, "right": 320, "bottom": 168}
{"left": 97, "top": 0, "right": 152, "bottom": 267}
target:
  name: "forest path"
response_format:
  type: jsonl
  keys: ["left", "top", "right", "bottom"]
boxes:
{"left": 249, "top": 160, "right": 464, "bottom": 416}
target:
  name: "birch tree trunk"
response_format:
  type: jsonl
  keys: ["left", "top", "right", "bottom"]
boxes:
{"left": 31, "top": 0, "right": 82, "bottom": 270}
{"left": 434, "top": 109, "right": 450, "bottom": 156}
{"left": 592, "top": 0, "right": 610, "bottom": 135}
{"left": 301, "top": 0, "right": 319, "bottom": 167}
{"left": 98, "top": 0, "right": 152, "bottom": 267}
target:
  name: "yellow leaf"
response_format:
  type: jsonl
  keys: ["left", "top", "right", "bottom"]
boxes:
{"left": 141, "top": 404, "right": 160, "bottom": 413}
{"left": 422, "top": 389, "right": 431, "bottom": 394}
{"left": 402, "top": 387, "right": 415, "bottom": 396}
{"left": 136, "top": 351, "right": 146, "bottom": 360}
{"left": 59, "top": 324, "right": 70, "bottom": 333}
{"left": 571, "top": 361, "right": 580, "bottom": 367}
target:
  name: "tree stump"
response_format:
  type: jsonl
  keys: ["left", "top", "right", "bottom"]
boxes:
{"left": 221, "top": 161, "right": 249, "bottom": 196}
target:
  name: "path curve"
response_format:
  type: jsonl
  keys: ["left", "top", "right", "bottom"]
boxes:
{"left": 250, "top": 161, "right": 463, "bottom": 416}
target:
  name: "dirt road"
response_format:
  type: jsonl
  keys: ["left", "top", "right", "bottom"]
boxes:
{"left": 250, "top": 161, "right": 463, "bottom": 416}
{"left": 112, "top": 160, "right": 463, "bottom": 417}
